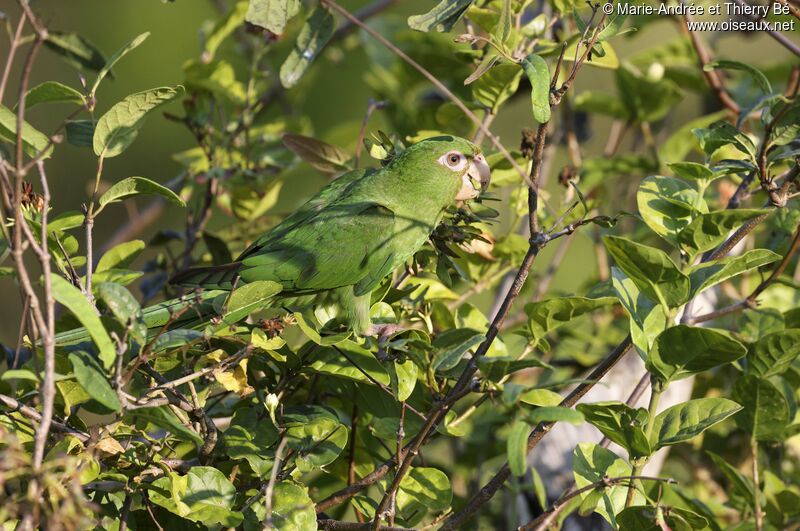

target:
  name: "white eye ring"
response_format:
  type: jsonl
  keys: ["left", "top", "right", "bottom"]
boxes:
{"left": 438, "top": 151, "right": 468, "bottom": 172}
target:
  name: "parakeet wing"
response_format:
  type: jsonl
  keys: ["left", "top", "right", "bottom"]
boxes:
{"left": 237, "top": 167, "right": 372, "bottom": 262}
{"left": 237, "top": 200, "right": 398, "bottom": 294}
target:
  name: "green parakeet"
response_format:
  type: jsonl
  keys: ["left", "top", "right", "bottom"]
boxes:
{"left": 56, "top": 135, "right": 490, "bottom": 345}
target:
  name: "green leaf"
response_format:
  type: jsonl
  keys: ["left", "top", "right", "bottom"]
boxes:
{"left": 68, "top": 350, "right": 121, "bottom": 411}
{"left": 562, "top": 35, "right": 620, "bottom": 70}
{"left": 472, "top": 61, "right": 523, "bottom": 113}
{"left": 692, "top": 120, "right": 757, "bottom": 159}
{"left": 52, "top": 276, "right": 115, "bottom": 369}
{"left": 0, "top": 104, "right": 51, "bottom": 158}
{"left": 279, "top": 7, "right": 334, "bottom": 89}
{"left": 478, "top": 356, "right": 552, "bottom": 382}
{"left": 573, "top": 443, "right": 636, "bottom": 527}
{"left": 93, "top": 86, "right": 184, "bottom": 157}
{"left": 130, "top": 406, "right": 204, "bottom": 445}
{"left": 496, "top": 0, "right": 512, "bottom": 44}
{"left": 20, "top": 81, "right": 85, "bottom": 109}
{"left": 97, "top": 176, "right": 185, "bottom": 214}
{"left": 49, "top": 211, "right": 85, "bottom": 232}
{"left": 636, "top": 175, "right": 705, "bottom": 246}
{"left": 96, "top": 282, "right": 147, "bottom": 345}
{"left": 283, "top": 405, "right": 348, "bottom": 472}
{"left": 431, "top": 328, "right": 484, "bottom": 372}
{"left": 148, "top": 467, "right": 243, "bottom": 526}
{"left": 521, "top": 54, "right": 551, "bottom": 124}
{"left": 596, "top": 2, "right": 631, "bottom": 41}
{"left": 246, "top": 0, "right": 301, "bottom": 34}
{"left": 224, "top": 406, "right": 278, "bottom": 477}
{"left": 221, "top": 280, "right": 283, "bottom": 326}
{"left": 205, "top": 0, "right": 248, "bottom": 59}
{"left": 650, "top": 398, "right": 742, "bottom": 449}
{"left": 408, "top": 0, "right": 474, "bottom": 32}
{"left": 292, "top": 311, "right": 350, "bottom": 346}
{"left": 707, "top": 450, "right": 754, "bottom": 509}
{"left": 90, "top": 32, "right": 150, "bottom": 96}
{"left": 668, "top": 161, "right": 714, "bottom": 181}
{"left": 519, "top": 388, "right": 563, "bottom": 407}
{"left": 618, "top": 506, "right": 709, "bottom": 531}
{"left": 0, "top": 369, "right": 39, "bottom": 382}
{"left": 646, "top": 325, "right": 747, "bottom": 384}
{"left": 44, "top": 31, "right": 107, "bottom": 72}
{"left": 307, "top": 340, "right": 390, "bottom": 385}
{"left": 527, "top": 406, "right": 584, "bottom": 425}
{"left": 65, "top": 120, "right": 95, "bottom": 147}
{"left": 96, "top": 239, "right": 145, "bottom": 272}
{"left": 688, "top": 248, "right": 780, "bottom": 297}
{"left": 397, "top": 467, "right": 452, "bottom": 521}
{"left": 732, "top": 374, "right": 790, "bottom": 441}
{"left": 748, "top": 330, "right": 800, "bottom": 378}
{"left": 525, "top": 296, "right": 616, "bottom": 346}
{"left": 392, "top": 359, "right": 418, "bottom": 401}
{"left": 603, "top": 236, "right": 690, "bottom": 308}
{"left": 659, "top": 110, "right": 728, "bottom": 163}
{"left": 769, "top": 103, "right": 800, "bottom": 146}
{"left": 705, "top": 60, "right": 772, "bottom": 95}
{"left": 282, "top": 133, "right": 351, "bottom": 174}
{"left": 678, "top": 209, "right": 769, "bottom": 258}
{"left": 576, "top": 402, "right": 651, "bottom": 458}
{"left": 183, "top": 59, "right": 246, "bottom": 105}
{"left": 611, "top": 267, "right": 669, "bottom": 356}
{"left": 267, "top": 481, "right": 316, "bottom": 530}
{"left": 508, "top": 420, "right": 530, "bottom": 476}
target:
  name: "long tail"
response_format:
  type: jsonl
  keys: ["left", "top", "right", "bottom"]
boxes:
{"left": 169, "top": 262, "right": 242, "bottom": 290}
{"left": 54, "top": 290, "right": 226, "bottom": 347}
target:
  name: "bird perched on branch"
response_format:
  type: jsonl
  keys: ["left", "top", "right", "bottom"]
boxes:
{"left": 56, "top": 135, "right": 491, "bottom": 345}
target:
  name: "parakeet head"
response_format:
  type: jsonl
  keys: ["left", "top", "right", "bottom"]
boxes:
{"left": 397, "top": 136, "right": 491, "bottom": 201}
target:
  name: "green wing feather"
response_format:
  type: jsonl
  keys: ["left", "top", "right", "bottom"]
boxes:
{"left": 172, "top": 167, "right": 373, "bottom": 289}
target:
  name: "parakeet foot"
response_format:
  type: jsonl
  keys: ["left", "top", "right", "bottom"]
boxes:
{"left": 367, "top": 323, "right": 406, "bottom": 361}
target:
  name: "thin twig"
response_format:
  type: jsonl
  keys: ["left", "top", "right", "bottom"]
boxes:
{"left": 0, "top": 393, "right": 90, "bottom": 442}
{"left": 733, "top": 0, "right": 800, "bottom": 56}
{"left": 520, "top": 475, "right": 677, "bottom": 531}
{"left": 263, "top": 438, "right": 289, "bottom": 530}
{"left": 0, "top": 13, "right": 26, "bottom": 105}
{"left": 679, "top": 0, "right": 740, "bottom": 115}
{"left": 319, "top": 0, "right": 530, "bottom": 185}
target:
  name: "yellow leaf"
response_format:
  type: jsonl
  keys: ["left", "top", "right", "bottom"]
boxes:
{"left": 95, "top": 436, "right": 125, "bottom": 456}
{"left": 213, "top": 357, "right": 252, "bottom": 396}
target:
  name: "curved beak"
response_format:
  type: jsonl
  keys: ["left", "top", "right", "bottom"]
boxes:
{"left": 456, "top": 153, "right": 492, "bottom": 200}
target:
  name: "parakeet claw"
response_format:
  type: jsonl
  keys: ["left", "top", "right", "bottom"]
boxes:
{"left": 367, "top": 323, "right": 406, "bottom": 361}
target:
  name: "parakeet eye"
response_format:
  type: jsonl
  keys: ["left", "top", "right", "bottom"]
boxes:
{"left": 438, "top": 151, "right": 468, "bottom": 172}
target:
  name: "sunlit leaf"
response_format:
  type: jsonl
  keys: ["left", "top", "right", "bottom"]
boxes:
{"left": 646, "top": 325, "right": 747, "bottom": 384}
{"left": 97, "top": 176, "right": 185, "bottom": 213}
{"left": 51, "top": 276, "right": 115, "bottom": 369}
{"left": 91, "top": 32, "right": 150, "bottom": 96}
{"left": 246, "top": 0, "right": 301, "bottom": 34}
{"left": 20, "top": 81, "right": 85, "bottom": 109}
{"left": 279, "top": 7, "right": 334, "bottom": 89}
{"left": 521, "top": 54, "right": 551, "bottom": 124}
{"left": 650, "top": 398, "right": 741, "bottom": 449}
{"left": 408, "top": 0, "right": 475, "bottom": 32}
{"left": 68, "top": 350, "right": 121, "bottom": 411}
{"left": 93, "top": 86, "right": 184, "bottom": 157}
{"left": 0, "top": 104, "right": 51, "bottom": 158}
